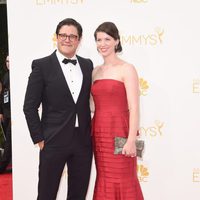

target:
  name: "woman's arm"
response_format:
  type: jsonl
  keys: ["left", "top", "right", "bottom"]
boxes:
{"left": 90, "top": 67, "right": 99, "bottom": 118}
{"left": 122, "top": 63, "right": 139, "bottom": 157}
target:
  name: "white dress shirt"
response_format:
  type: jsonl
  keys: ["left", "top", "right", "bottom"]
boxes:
{"left": 56, "top": 50, "right": 83, "bottom": 127}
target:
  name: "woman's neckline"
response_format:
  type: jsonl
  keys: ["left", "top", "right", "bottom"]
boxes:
{"left": 93, "top": 79, "right": 124, "bottom": 84}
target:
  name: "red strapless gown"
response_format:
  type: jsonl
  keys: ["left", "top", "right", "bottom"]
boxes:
{"left": 91, "top": 79, "right": 144, "bottom": 200}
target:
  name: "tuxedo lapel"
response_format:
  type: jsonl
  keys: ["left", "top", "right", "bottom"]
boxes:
{"left": 50, "top": 52, "right": 75, "bottom": 104}
{"left": 76, "top": 56, "right": 89, "bottom": 105}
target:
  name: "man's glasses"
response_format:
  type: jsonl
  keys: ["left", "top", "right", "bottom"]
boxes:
{"left": 58, "top": 33, "right": 78, "bottom": 42}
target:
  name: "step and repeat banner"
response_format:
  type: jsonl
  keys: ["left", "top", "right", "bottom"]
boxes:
{"left": 6, "top": 0, "right": 200, "bottom": 199}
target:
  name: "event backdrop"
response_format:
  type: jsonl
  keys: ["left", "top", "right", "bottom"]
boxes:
{"left": 6, "top": 0, "right": 200, "bottom": 199}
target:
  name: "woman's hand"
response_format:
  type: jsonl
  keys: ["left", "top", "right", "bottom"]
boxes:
{"left": 122, "top": 140, "right": 136, "bottom": 157}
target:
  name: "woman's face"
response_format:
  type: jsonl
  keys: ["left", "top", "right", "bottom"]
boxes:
{"left": 96, "top": 32, "right": 119, "bottom": 57}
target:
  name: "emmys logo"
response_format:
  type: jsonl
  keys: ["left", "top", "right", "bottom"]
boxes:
{"left": 36, "top": 0, "right": 84, "bottom": 5}
{"left": 137, "top": 164, "right": 149, "bottom": 182}
{"left": 52, "top": 33, "right": 57, "bottom": 48}
{"left": 139, "top": 78, "right": 149, "bottom": 96}
{"left": 130, "top": 0, "right": 148, "bottom": 3}
{"left": 193, "top": 168, "right": 200, "bottom": 182}
{"left": 121, "top": 27, "right": 164, "bottom": 46}
{"left": 192, "top": 79, "right": 200, "bottom": 93}
{"left": 140, "top": 120, "right": 164, "bottom": 137}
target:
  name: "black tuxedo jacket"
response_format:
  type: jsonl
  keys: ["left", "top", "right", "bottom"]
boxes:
{"left": 23, "top": 51, "right": 93, "bottom": 147}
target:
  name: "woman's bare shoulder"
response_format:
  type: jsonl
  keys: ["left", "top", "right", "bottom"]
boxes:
{"left": 93, "top": 65, "right": 102, "bottom": 71}
{"left": 120, "top": 62, "right": 138, "bottom": 82}
{"left": 92, "top": 65, "right": 101, "bottom": 74}
{"left": 92, "top": 65, "right": 102, "bottom": 80}
{"left": 120, "top": 61, "right": 137, "bottom": 73}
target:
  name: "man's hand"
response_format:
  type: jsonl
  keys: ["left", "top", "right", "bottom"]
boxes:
{"left": 0, "top": 114, "right": 4, "bottom": 122}
{"left": 38, "top": 141, "right": 44, "bottom": 150}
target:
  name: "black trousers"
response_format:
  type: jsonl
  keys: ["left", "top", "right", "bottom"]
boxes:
{"left": 37, "top": 128, "right": 92, "bottom": 200}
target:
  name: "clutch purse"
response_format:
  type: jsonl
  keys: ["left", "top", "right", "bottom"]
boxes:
{"left": 114, "top": 137, "right": 144, "bottom": 158}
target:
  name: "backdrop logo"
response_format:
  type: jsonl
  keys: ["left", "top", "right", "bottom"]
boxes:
{"left": 192, "top": 79, "right": 200, "bottom": 93}
{"left": 36, "top": 0, "right": 84, "bottom": 5}
{"left": 121, "top": 27, "right": 164, "bottom": 46}
{"left": 52, "top": 33, "right": 57, "bottom": 48}
{"left": 193, "top": 168, "right": 200, "bottom": 182}
{"left": 130, "top": 0, "right": 148, "bottom": 3}
{"left": 139, "top": 78, "right": 149, "bottom": 96}
{"left": 137, "top": 164, "right": 149, "bottom": 182}
{"left": 140, "top": 120, "right": 164, "bottom": 137}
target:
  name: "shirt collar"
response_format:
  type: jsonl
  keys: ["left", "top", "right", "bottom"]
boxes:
{"left": 56, "top": 50, "right": 77, "bottom": 64}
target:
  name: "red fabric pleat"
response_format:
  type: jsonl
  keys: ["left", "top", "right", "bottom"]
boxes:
{"left": 91, "top": 79, "right": 144, "bottom": 200}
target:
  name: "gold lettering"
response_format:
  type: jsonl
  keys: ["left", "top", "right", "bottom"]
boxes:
{"left": 55, "top": 0, "right": 64, "bottom": 3}
{"left": 155, "top": 121, "right": 164, "bottom": 136}
{"left": 148, "top": 127, "right": 157, "bottom": 137}
{"left": 139, "top": 127, "right": 148, "bottom": 137}
{"left": 122, "top": 28, "right": 164, "bottom": 46}
{"left": 132, "top": 35, "right": 142, "bottom": 44}
{"left": 71, "top": 0, "right": 77, "bottom": 3}
{"left": 142, "top": 35, "right": 149, "bottom": 45}
{"left": 139, "top": 121, "right": 164, "bottom": 137}
{"left": 121, "top": 35, "right": 132, "bottom": 45}
{"left": 36, "top": 0, "right": 83, "bottom": 4}
{"left": 149, "top": 34, "right": 157, "bottom": 45}
{"left": 140, "top": 127, "right": 157, "bottom": 137}
{"left": 193, "top": 80, "right": 200, "bottom": 93}
{"left": 138, "top": 176, "right": 148, "bottom": 182}
{"left": 131, "top": 0, "right": 148, "bottom": 3}
{"left": 156, "top": 28, "right": 164, "bottom": 44}
{"left": 193, "top": 169, "right": 200, "bottom": 182}
{"left": 71, "top": 0, "right": 84, "bottom": 3}
{"left": 36, "top": 0, "right": 45, "bottom": 4}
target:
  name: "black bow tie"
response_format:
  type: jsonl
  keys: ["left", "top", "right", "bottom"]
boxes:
{"left": 62, "top": 58, "right": 77, "bottom": 65}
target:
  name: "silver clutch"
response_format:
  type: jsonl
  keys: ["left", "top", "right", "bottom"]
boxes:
{"left": 114, "top": 137, "right": 144, "bottom": 158}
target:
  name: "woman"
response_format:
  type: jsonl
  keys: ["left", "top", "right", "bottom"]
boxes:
{"left": 91, "top": 22, "right": 144, "bottom": 199}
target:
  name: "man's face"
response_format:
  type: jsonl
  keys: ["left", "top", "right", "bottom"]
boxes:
{"left": 57, "top": 25, "right": 81, "bottom": 58}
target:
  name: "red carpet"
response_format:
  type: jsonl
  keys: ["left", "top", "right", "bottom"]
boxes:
{"left": 0, "top": 173, "right": 12, "bottom": 200}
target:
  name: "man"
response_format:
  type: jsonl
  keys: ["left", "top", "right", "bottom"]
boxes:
{"left": 0, "top": 55, "right": 12, "bottom": 174}
{"left": 23, "top": 18, "right": 93, "bottom": 200}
